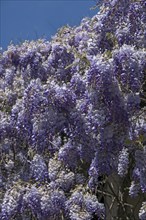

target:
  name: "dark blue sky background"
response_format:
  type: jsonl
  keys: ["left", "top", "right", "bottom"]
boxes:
{"left": 1, "top": 0, "right": 99, "bottom": 51}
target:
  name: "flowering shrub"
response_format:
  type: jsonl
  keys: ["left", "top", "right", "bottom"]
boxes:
{"left": 0, "top": 0, "right": 146, "bottom": 219}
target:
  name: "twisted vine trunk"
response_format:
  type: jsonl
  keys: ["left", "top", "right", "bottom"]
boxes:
{"left": 103, "top": 173, "right": 146, "bottom": 219}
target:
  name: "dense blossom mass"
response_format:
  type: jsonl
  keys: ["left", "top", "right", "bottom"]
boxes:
{"left": 0, "top": 0, "right": 146, "bottom": 219}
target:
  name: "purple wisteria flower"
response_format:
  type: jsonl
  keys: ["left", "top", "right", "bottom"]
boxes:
{"left": 0, "top": 0, "right": 145, "bottom": 219}
{"left": 118, "top": 147, "right": 129, "bottom": 177}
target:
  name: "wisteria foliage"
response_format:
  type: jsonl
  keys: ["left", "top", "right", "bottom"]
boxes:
{"left": 0, "top": 0, "right": 146, "bottom": 219}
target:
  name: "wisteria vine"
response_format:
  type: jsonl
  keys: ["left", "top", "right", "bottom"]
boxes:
{"left": 0, "top": 0, "right": 146, "bottom": 219}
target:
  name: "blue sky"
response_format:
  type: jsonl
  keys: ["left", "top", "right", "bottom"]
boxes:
{"left": 0, "top": 0, "right": 99, "bottom": 51}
